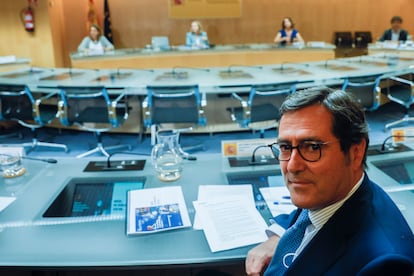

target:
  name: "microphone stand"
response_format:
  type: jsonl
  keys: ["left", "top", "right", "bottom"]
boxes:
{"left": 249, "top": 144, "right": 276, "bottom": 165}
{"left": 380, "top": 135, "right": 414, "bottom": 152}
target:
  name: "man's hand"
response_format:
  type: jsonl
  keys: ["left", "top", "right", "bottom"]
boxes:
{"left": 245, "top": 235, "right": 280, "bottom": 276}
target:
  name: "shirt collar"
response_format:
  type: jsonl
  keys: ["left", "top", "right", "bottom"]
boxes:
{"left": 308, "top": 173, "right": 364, "bottom": 230}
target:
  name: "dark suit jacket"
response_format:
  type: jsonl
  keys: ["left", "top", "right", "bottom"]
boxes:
{"left": 266, "top": 174, "right": 414, "bottom": 275}
{"left": 379, "top": 29, "right": 409, "bottom": 41}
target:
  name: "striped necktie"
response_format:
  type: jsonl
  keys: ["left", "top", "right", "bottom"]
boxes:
{"left": 265, "top": 209, "right": 311, "bottom": 275}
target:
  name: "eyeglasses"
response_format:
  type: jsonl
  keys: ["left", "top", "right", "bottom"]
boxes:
{"left": 268, "top": 141, "right": 333, "bottom": 162}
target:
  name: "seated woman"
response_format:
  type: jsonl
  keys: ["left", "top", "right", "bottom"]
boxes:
{"left": 274, "top": 17, "right": 304, "bottom": 46}
{"left": 186, "top": 21, "right": 209, "bottom": 49}
{"left": 78, "top": 24, "right": 114, "bottom": 55}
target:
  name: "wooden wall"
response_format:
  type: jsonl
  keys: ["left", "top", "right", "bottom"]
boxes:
{"left": 1, "top": 0, "right": 414, "bottom": 68}
{"left": 0, "top": 0, "right": 56, "bottom": 67}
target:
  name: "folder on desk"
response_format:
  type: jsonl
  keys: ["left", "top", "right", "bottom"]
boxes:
{"left": 126, "top": 186, "right": 191, "bottom": 235}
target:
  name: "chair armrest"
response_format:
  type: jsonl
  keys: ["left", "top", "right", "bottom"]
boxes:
{"left": 57, "top": 100, "right": 70, "bottom": 126}
{"left": 38, "top": 91, "right": 58, "bottom": 101}
{"left": 197, "top": 92, "right": 207, "bottom": 124}
{"left": 141, "top": 96, "right": 151, "bottom": 127}
{"left": 108, "top": 92, "right": 128, "bottom": 126}
{"left": 32, "top": 91, "right": 58, "bottom": 123}
{"left": 230, "top": 92, "right": 251, "bottom": 124}
{"left": 231, "top": 92, "right": 248, "bottom": 107}
{"left": 389, "top": 76, "right": 414, "bottom": 86}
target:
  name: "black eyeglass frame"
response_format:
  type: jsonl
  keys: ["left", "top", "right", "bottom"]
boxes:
{"left": 268, "top": 141, "right": 332, "bottom": 162}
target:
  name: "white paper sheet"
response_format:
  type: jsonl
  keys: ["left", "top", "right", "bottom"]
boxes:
{"left": 259, "top": 186, "right": 296, "bottom": 217}
{"left": 193, "top": 195, "right": 268, "bottom": 252}
{"left": 193, "top": 184, "right": 255, "bottom": 229}
{"left": 0, "top": 196, "right": 16, "bottom": 212}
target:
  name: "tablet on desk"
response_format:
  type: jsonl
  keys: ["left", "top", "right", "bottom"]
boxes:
{"left": 43, "top": 177, "right": 146, "bottom": 218}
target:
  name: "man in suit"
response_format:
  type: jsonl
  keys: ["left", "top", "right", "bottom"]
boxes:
{"left": 245, "top": 87, "right": 414, "bottom": 275}
{"left": 379, "top": 16, "right": 410, "bottom": 42}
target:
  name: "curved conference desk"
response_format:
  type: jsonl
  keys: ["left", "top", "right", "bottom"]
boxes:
{"left": 0, "top": 148, "right": 413, "bottom": 272}
{"left": 70, "top": 43, "right": 336, "bottom": 69}
{"left": 1, "top": 52, "right": 414, "bottom": 134}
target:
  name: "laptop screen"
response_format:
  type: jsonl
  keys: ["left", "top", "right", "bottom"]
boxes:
{"left": 151, "top": 36, "right": 170, "bottom": 50}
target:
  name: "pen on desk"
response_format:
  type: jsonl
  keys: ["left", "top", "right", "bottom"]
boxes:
{"left": 273, "top": 201, "right": 293, "bottom": 205}
{"left": 282, "top": 196, "right": 291, "bottom": 200}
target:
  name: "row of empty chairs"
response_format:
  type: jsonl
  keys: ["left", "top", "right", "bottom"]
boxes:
{"left": 0, "top": 85, "right": 129, "bottom": 158}
{"left": 1, "top": 74, "right": 414, "bottom": 157}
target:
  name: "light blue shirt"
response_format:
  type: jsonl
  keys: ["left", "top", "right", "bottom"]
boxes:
{"left": 185, "top": 32, "right": 209, "bottom": 49}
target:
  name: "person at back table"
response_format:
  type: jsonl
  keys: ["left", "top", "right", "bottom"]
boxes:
{"left": 378, "top": 15, "right": 410, "bottom": 42}
{"left": 274, "top": 17, "right": 304, "bottom": 46}
{"left": 78, "top": 24, "right": 114, "bottom": 55}
{"left": 186, "top": 20, "right": 209, "bottom": 49}
{"left": 245, "top": 87, "right": 414, "bottom": 275}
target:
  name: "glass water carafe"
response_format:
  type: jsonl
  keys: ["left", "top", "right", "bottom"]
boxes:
{"left": 151, "top": 131, "right": 183, "bottom": 182}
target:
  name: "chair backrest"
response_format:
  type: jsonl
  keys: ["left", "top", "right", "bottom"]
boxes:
{"left": 143, "top": 85, "right": 206, "bottom": 127}
{"left": 0, "top": 84, "right": 36, "bottom": 122}
{"left": 58, "top": 86, "right": 126, "bottom": 129}
{"left": 385, "top": 73, "right": 414, "bottom": 106}
{"left": 246, "top": 82, "right": 296, "bottom": 125}
{"left": 341, "top": 74, "right": 383, "bottom": 111}
{"left": 333, "top": 32, "right": 353, "bottom": 48}
{"left": 354, "top": 31, "right": 372, "bottom": 48}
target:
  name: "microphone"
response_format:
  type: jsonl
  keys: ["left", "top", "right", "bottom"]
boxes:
{"left": 227, "top": 64, "right": 263, "bottom": 73}
{"left": 21, "top": 156, "right": 58, "bottom": 164}
{"left": 0, "top": 154, "right": 57, "bottom": 164}
{"left": 279, "top": 61, "right": 309, "bottom": 71}
{"left": 117, "top": 67, "right": 155, "bottom": 73}
{"left": 172, "top": 66, "right": 210, "bottom": 74}
{"left": 249, "top": 144, "right": 276, "bottom": 165}
{"left": 379, "top": 135, "right": 414, "bottom": 152}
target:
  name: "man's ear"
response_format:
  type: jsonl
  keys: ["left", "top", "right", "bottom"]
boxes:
{"left": 350, "top": 139, "right": 366, "bottom": 170}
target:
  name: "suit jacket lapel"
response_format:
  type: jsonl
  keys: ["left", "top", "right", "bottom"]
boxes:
{"left": 286, "top": 175, "right": 372, "bottom": 275}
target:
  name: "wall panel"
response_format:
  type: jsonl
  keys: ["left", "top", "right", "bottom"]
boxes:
{"left": 1, "top": 0, "right": 413, "bottom": 67}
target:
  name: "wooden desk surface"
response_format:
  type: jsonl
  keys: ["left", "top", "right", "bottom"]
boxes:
{"left": 70, "top": 44, "right": 335, "bottom": 69}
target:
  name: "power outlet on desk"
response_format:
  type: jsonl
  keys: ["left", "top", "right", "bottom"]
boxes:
{"left": 83, "top": 160, "right": 146, "bottom": 172}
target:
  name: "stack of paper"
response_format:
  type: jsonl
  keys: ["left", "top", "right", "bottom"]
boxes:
{"left": 193, "top": 185, "right": 268, "bottom": 252}
{"left": 259, "top": 186, "right": 296, "bottom": 217}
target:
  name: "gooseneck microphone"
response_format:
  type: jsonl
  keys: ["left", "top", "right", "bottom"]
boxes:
{"left": 0, "top": 154, "right": 58, "bottom": 164}
{"left": 250, "top": 144, "right": 274, "bottom": 164}
{"left": 172, "top": 66, "right": 210, "bottom": 74}
{"left": 279, "top": 61, "right": 310, "bottom": 71}
{"left": 117, "top": 67, "right": 155, "bottom": 74}
{"left": 227, "top": 64, "right": 263, "bottom": 73}
{"left": 380, "top": 135, "right": 414, "bottom": 152}
{"left": 21, "top": 156, "right": 58, "bottom": 164}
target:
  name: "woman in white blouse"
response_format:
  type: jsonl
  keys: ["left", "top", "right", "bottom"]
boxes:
{"left": 78, "top": 24, "right": 114, "bottom": 55}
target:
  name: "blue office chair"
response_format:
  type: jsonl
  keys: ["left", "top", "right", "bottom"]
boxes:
{"left": 142, "top": 85, "right": 207, "bottom": 158}
{"left": 226, "top": 82, "right": 296, "bottom": 138}
{"left": 341, "top": 74, "right": 383, "bottom": 111}
{"left": 57, "top": 86, "right": 130, "bottom": 158}
{"left": 0, "top": 84, "right": 68, "bottom": 153}
{"left": 384, "top": 74, "right": 414, "bottom": 130}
